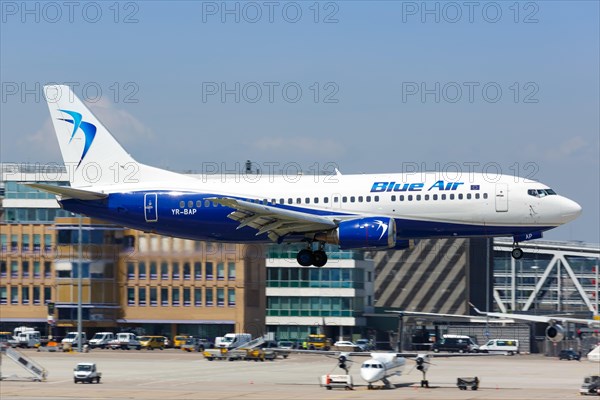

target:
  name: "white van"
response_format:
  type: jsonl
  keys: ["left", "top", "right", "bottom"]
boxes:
{"left": 480, "top": 339, "right": 520, "bottom": 355}
{"left": 61, "top": 332, "right": 87, "bottom": 347}
{"left": 89, "top": 332, "right": 114, "bottom": 348}
{"left": 217, "top": 333, "right": 252, "bottom": 349}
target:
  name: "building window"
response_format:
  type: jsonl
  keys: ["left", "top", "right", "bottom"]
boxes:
{"left": 139, "top": 262, "right": 146, "bottom": 280}
{"left": 183, "top": 288, "right": 191, "bottom": 306}
{"left": 161, "top": 288, "right": 169, "bottom": 306}
{"left": 22, "top": 261, "right": 30, "bottom": 278}
{"left": 1, "top": 261, "right": 7, "bottom": 278}
{"left": 161, "top": 262, "right": 169, "bottom": 279}
{"left": 1, "top": 234, "right": 6, "bottom": 252}
{"left": 22, "top": 234, "right": 30, "bottom": 251}
{"left": 33, "top": 261, "right": 40, "bottom": 278}
{"left": 217, "top": 263, "right": 225, "bottom": 280}
{"left": 11, "top": 261, "right": 19, "bottom": 278}
{"left": 138, "top": 287, "right": 146, "bottom": 306}
{"left": 172, "top": 288, "right": 180, "bottom": 306}
{"left": 127, "top": 288, "right": 135, "bottom": 306}
{"left": 194, "top": 262, "right": 202, "bottom": 280}
{"left": 228, "top": 288, "right": 236, "bottom": 306}
{"left": 227, "top": 262, "right": 236, "bottom": 280}
{"left": 205, "top": 288, "right": 213, "bottom": 306}
{"left": 44, "top": 262, "right": 52, "bottom": 278}
{"left": 11, "top": 287, "right": 18, "bottom": 304}
{"left": 217, "top": 288, "right": 225, "bottom": 307}
{"left": 194, "top": 288, "right": 202, "bottom": 306}
{"left": 44, "top": 286, "right": 51, "bottom": 304}
{"left": 11, "top": 234, "right": 18, "bottom": 252}
{"left": 150, "top": 262, "right": 157, "bottom": 280}
{"left": 172, "top": 262, "right": 180, "bottom": 280}
{"left": 183, "top": 262, "right": 191, "bottom": 280}
{"left": 0, "top": 286, "right": 7, "bottom": 305}
{"left": 33, "top": 234, "right": 41, "bottom": 252}
{"left": 33, "top": 286, "right": 41, "bottom": 305}
{"left": 206, "top": 262, "right": 213, "bottom": 280}
{"left": 127, "top": 263, "right": 135, "bottom": 279}
{"left": 150, "top": 287, "right": 157, "bottom": 306}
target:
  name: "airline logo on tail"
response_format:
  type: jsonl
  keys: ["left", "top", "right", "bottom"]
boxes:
{"left": 57, "top": 109, "right": 97, "bottom": 168}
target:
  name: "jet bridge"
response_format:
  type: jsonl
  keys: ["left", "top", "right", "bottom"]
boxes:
{"left": 0, "top": 345, "right": 48, "bottom": 381}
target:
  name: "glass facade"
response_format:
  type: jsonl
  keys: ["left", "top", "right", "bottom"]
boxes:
{"left": 267, "top": 296, "right": 360, "bottom": 317}
{"left": 267, "top": 267, "right": 364, "bottom": 288}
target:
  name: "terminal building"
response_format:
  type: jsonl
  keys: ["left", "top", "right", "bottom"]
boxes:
{"left": 1, "top": 163, "right": 598, "bottom": 352}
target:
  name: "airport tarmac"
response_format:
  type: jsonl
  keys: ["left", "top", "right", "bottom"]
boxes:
{"left": 0, "top": 349, "right": 597, "bottom": 400}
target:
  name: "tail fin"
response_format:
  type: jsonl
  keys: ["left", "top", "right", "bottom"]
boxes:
{"left": 44, "top": 85, "right": 182, "bottom": 188}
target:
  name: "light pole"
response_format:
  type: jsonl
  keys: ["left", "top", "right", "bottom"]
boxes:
{"left": 531, "top": 266, "right": 539, "bottom": 314}
{"left": 77, "top": 215, "right": 83, "bottom": 352}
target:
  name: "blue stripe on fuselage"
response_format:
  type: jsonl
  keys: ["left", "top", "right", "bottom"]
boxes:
{"left": 58, "top": 191, "right": 556, "bottom": 243}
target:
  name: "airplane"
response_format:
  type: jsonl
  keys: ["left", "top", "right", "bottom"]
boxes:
{"left": 26, "top": 84, "right": 582, "bottom": 266}
{"left": 281, "top": 349, "right": 492, "bottom": 389}
{"left": 388, "top": 305, "right": 600, "bottom": 344}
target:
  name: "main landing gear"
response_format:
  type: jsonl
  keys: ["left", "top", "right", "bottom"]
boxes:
{"left": 296, "top": 243, "right": 328, "bottom": 267}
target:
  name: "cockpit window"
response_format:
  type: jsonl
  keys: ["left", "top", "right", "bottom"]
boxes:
{"left": 528, "top": 188, "right": 557, "bottom": 198}
{"left": 362, "top": 363, "right": 383, "bottom": 369}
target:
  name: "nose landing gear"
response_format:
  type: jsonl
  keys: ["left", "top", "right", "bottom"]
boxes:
{"left": 511, "top": 244, "right": 524, "bottom": 259}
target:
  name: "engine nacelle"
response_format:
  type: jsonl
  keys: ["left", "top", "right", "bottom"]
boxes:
{"left": 315, "top": 217, "right": 396, "bottom": 250}
{"left": 546, "top": 324, "right": 565, "bottom": 342}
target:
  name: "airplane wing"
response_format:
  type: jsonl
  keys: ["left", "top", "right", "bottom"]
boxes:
{"left": 208, "top": 197, "right": 338, "bottom": 241}
{"left": 469, "top": 302, "right": 600, "bottom": 327}
{"left": 23, "top": 183, "right": 108, "bottom": 200}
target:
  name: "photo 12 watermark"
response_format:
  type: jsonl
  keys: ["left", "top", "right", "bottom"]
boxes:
{"left": 1, "top": 1, "right": 140, "bottom": 24}
{"left": 400, "top": 1, "right": 539, "bottom": 24}
{"left": 401, "top": 81, "right": 540, "bottom": 104}
{"left": 1, "top": 81, "right": 140, "bottom": 104}
{"left": 201, "top": 81, "right": 340, "bottom": 104}
{"left": 200, "top": 1, "right": 339, "bottom": 23}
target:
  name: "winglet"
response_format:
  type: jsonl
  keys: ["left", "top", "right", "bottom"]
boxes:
{"left": 468, "top": 302, "right": 485, "bottom": 315}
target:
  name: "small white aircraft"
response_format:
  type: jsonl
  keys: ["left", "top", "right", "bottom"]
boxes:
{"left": 284, "top": 349, "right": 490, "bottom": 389}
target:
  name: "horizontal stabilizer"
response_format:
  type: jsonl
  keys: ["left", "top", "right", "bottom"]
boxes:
{"left": 23, "top": 183, "right": 108, "bottom": 200}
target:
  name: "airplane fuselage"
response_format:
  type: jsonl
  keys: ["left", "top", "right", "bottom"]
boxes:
{"left": 59, "top": 172, "right": 581, "bottom": 245}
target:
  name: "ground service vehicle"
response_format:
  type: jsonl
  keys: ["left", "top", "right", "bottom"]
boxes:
{"left": 88, "top": 332, "right": 114, "bottom": 349}
{"left": 109, "top": 333, "right": 141, "bottom": 350}
{"left": 139, "top": 336, "right": 165, "bottom": 350}
{"left": 9, "top": 330, "right": 41, "bottom": 348}
{"left": 217, "top": 333, "right": 252, "bottom": 349}
{"left": 61, "top": 332, "right": 87, "bottom": 348}
{"left": 182, "top": 338, "right": 214, "bottom": 352}
{"left": 432, "top": 335, "right": 478, "bottom": 353}
{"left": 305, "top": 334, "right": 331, "bottom": 350}
{"left": 73, "top": 362, "right": 102, "bottom": 383}
{"left": 479, "top": 339, "right": 519, "bottom": 355}
{"left": 580, "top": 375, "right": 600, "bottom": 396}
{"left": 173, "top": 335, "right": 192, "bottom": 348}
{"left": 558, "top": 349, "right": 581, "bottom": 360}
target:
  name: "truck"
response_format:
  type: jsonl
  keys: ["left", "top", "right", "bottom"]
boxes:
{"left": 217, "top": 333, "right": 252, "bottom": 349}
{"left": 61, "top": 332, "right": 87, "bottom": 349}
{"left": 73, "top": 362, "right": 102, "bottom": 384}
{"left": 108, "top": 332, "right": 141, "bottom": 350}
{"left": 9, "top": 330, "right": 41, "bottom": 348}
{"left": 579, "top": 375, "right": 600, "bottom": 396}
{"left": 88, "top": 332, "right": 114, "bottom": 349}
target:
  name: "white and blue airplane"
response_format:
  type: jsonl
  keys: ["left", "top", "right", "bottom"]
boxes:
{"left": 28, "top": 85, "right": 582, "bottom": 266}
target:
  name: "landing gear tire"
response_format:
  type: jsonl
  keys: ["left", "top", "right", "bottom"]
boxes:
{"left": 511, "top": 247, "right": 524, "bottom": 259}
{"left": 312, "top": 250, "right": 328, "bottom": 267}
{"left": 297, "top": 249, "right": 314, "bottom": 267}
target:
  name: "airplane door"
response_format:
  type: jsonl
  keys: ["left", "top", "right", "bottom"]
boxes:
{"left": 144, "top": 193, "right": 158, "bottom": 222}
{"left": 495, "top": 184, "right": 508, "bottom": 212}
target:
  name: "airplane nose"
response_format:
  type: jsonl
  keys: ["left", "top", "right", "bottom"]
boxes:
{"left": 561, "top": 198, "right": 582, "bottom": 222}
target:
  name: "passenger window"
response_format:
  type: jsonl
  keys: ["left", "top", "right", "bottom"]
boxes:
{"left": 374, "top": 196, "right": 379, "bottom": 202}
{"left": 350, "top": 196, "right": 355, "bottom": 203}
{"left": 305, "top": 198, "right": 310, "bottom": 204}
{"left": 475, "top": 193, "right": 480, "bottom": 199}
{"left": 366, "top": 196, "right": 371, "bottom": 202}
{"left": 342, "top": 196, "right": 347, "bottom": 203}
{"left": 358, "top": 196, "right": 363, "bottom": 202}
{"left": 179, "top": 201, "right": 185, "bottom": 208}
{"left": 424, "top": 195, "right": 429, "bottom": 200}
{"left": 458, "top": 193, "right": 463, "bottom": 200}
{"left": 279, "top": 199, "right": 284, "bottom": 204}
{"left": 314, "top": 197, "right": 319, "bottom": 204}
{"left": 391, "top": 195, "right": 396, "bottom": 201}
{"left": 416, "top": 195, "right": 421, "bottom": 201}
{"left": 296, "top": 198, "right": 301, "bottom": 204}
{"left": 450, "top": 194, "right": 455, "bottom": 200}
{"left": 408, "top": 195, "right": 413, "bottom": 201}
{"left": 483, "top": 193, "right": 488, "bottom": 199}
{"left": 441, "top": 194, "right": 446, "bottom": 200}
{"left": 324, "top": 197, "right": 329, "bottom": 203}
{"left": 204, "top": 200, "right": 210, "bottom": 207}
{"left": 287, "top": 198, "right": 293, "bottom": 204}
{"left": 467, "top": 193, "right": 472, "bottom": 199}
{"left": 196, "top": 200, "right": 202, "bottom": 207}
{"left": 433, "top": 194, "right": 438, "bottom": 200}
{"left": 399, "top": 195, "right": 405, "bottom": 201}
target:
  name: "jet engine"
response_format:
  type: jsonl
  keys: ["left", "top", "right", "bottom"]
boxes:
{"left": 315, "top": 217, "right": 396, "bottom": 249}
{"left": 546, "top": 324, "right": 565, "bottom": 342}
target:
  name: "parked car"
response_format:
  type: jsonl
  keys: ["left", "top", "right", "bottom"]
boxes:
{"left": 559, "top": 349, "right": 581, "bottom": 361}
{"left": 277, "top": 340, "right": 296, "bottom": 350}
{"left": 181, "top": 337, "right": 214, "bottom": 352}
{"left": 333, "top": 341, "right": 356, "bottom": 347}
{"left": 173, "top": 335, "right": 192, "bottom": 349}
{"left": 138, "top": 336, "right": 165, "bottom": 350}
{"left": 432, "top": 335, "right": 478, "bottom": 353}
{"left": 355, "top": 339, "right": 374, "bottom": 351}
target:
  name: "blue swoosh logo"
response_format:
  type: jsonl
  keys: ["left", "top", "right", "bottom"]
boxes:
{"left": 57, "top": 109, "right": 97, "bottom": 168}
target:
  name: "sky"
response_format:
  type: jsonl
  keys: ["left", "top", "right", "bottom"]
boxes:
{"left": 1, "top": 1, "right": 598, "bottom": 243}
